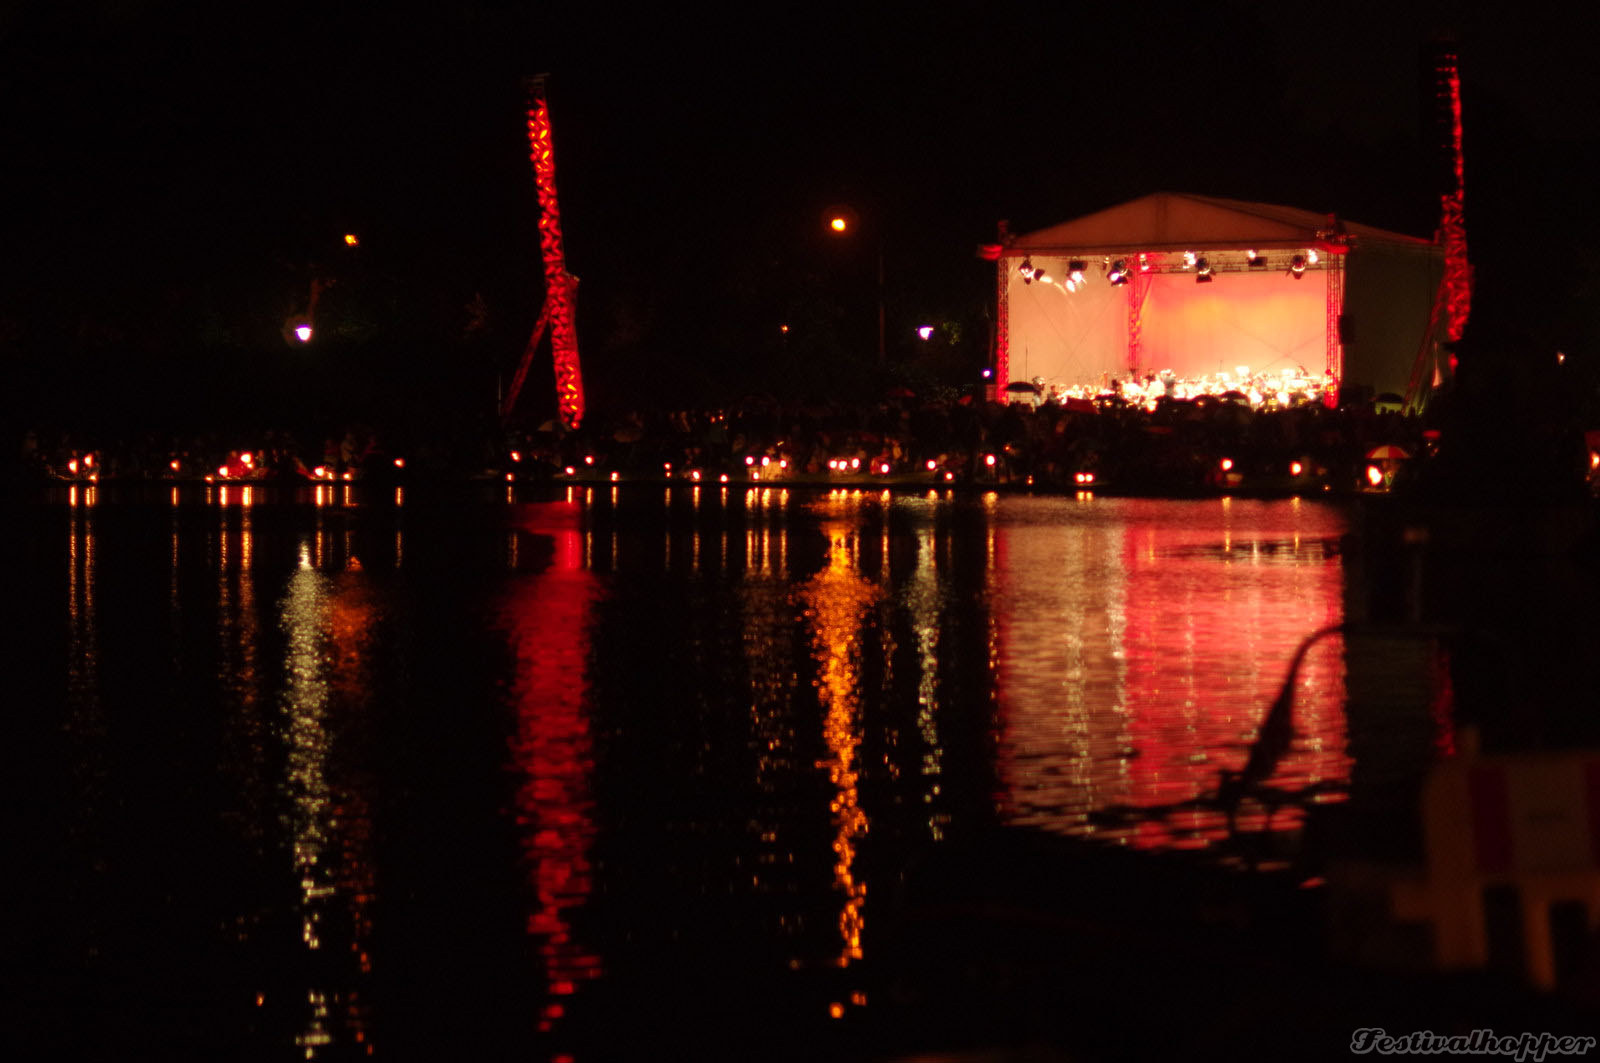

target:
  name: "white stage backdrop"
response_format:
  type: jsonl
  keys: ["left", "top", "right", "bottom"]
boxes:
{"left": 1006, "top": 263, "right": 1327, "bottom": 386}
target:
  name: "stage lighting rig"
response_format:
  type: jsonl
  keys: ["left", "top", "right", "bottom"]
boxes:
{"left": 1196, "top": 257, "right": 1213, "bottom": 283}
{"left": 1108, "top": 260, "right": 1130, "bottom": 285}
{"left": 1290, "top": 254, "right": 1307, "bottom": 278}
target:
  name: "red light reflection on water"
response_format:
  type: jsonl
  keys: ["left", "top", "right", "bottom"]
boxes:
{"left": 502, "top": 502, "right": 602, "bottom": 1030}
{"left": 994, "top": 499, "right": 1351, "bottom": 850}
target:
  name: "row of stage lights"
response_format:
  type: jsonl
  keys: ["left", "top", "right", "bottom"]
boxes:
{"left": 1019, "top": 248, "right": 1320, "bottom": 288}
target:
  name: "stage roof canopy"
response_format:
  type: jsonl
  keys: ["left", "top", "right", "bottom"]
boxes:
{"left": 1008, "top": 192, "right": 1433, "bottom": 253}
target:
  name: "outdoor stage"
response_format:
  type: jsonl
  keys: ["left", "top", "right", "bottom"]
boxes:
{"left": 989, "top": 194, "right": 1445, "bottom": 405}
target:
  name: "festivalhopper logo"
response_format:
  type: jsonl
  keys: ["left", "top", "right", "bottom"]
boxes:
{"left": 1351, "top": 1029, "right": 1596, "bottom": 1061}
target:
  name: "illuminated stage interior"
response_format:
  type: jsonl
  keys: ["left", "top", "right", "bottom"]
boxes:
{"left": 995, "top": 194, "right": 1443, "bottom": 401}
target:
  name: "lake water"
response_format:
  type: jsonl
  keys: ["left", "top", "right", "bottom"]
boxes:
{"left": 11, "top": 482, "right": 1593, "bottom": 1059}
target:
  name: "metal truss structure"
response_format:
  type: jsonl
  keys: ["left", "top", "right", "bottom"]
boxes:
{"left": 502, "top": 75, "right": 585, "bottom": 430}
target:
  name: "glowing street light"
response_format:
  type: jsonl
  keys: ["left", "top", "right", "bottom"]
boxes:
{"left": 823, "top": 205, "right": 884, "bottom": 363}
{"left": 293, "top": 323, "right": 313, "bottom": 343}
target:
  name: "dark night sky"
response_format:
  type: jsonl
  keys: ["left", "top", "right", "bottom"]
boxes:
{"left": 4, "top": 1, "right": 1597, "bottom": 427}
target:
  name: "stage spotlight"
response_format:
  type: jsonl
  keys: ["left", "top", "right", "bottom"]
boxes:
{"left": 1068, "top": 259, "right": 1086, "bottom": 284}
{"left": 1108, "top": 260, "right": 1129, "bottom": 285}
{"left": 1307, "top": 249, "right": 1319, "bottom": 265}
{"left": 1020, "top": 258, "right": 1035, "bottom": 283}
{"left": 1290, "top": 254, "right": 1306, "bottom": 278}
{"left": 1035, "top": 266, "right": 1052, "bottom": 284}
{"left": 1195, "top": 257, "right": 1213, "bottom": 283}
{"left": 1247, "top": 250, "right": 1266, "bottom": 268}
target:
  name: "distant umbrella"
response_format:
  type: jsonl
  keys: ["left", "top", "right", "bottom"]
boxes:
{"left": 1219, "top": 390, "right": 1250, "bottom": 403}
{"left": 1005, "top": 380, "right": 1042, "bottom": 394}
{"left": 1366, "top": 444, "right": 1411, "bottom": 461}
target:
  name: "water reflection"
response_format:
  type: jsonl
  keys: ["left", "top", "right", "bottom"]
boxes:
{"left": 993, "top": 497, "right": 1351, "bottom": 849}
{"left": 501, "top": 502, "right": 602, "bottom": 1041}
{"left": 66, "top": 489, "right": 104, "bottom": 848}
{"left": 277, "top": 535, "right": 378, "bottom": 1057}
{"left": 30, "top": 485, "right": 1409, "bottom": 1056}
{"left": 901, "top": 515, "right": 949, "bottom": 840}
{"left": 798, "top": 500, "right": 883, "bottom": 970}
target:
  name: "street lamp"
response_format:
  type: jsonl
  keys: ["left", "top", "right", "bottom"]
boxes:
{"left": 823, "top": 206, "right": 885, "bottom": 364}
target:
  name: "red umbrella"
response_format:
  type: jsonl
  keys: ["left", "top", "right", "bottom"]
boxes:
{"left": 1366, "top": 444, "right": 1411, "bottom": 460}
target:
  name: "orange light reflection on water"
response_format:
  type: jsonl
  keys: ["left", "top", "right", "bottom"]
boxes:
{"left": 799, "top": 510, "right": 881, "bottom": 967}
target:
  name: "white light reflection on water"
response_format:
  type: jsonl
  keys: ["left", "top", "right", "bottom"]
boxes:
{"left": 899, "top": 505, "right": 949, "bottom": 840}
{"left": 738, "top": 484, "right": 801, "bottom": 956}
{"left": 277, "top": 535, "right": 377, "bottom": 1057}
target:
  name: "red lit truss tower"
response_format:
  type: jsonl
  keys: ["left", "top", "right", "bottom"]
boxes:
{"left": 502, "top": 75, "right": 585, "bottom": 430}
{"left": 1407, "top": 45, "right": 1472, "bottom": 407}
{"left": 1437, "top": 47, "right": 1471, "bottom": 345}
